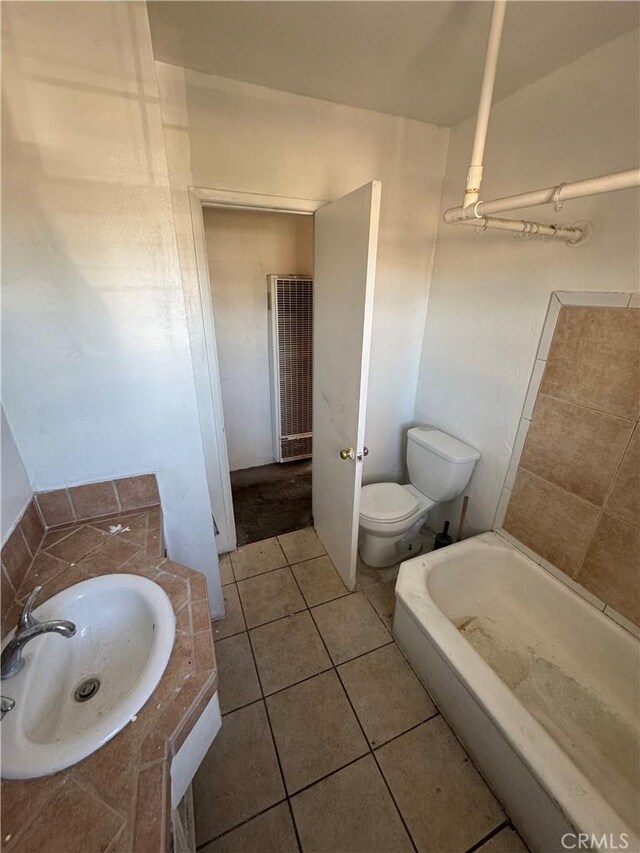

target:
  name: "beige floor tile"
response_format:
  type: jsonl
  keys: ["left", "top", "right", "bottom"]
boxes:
{"left": 193, "top": 701, "right": 285, "bottom": 844}
{"left": 278, "top": 527, "right": 326, "bottom": 564}
{"left": 363, "top": 581, "right": 397, "bottom": 629}
{"left": 238, "top": 568, "right": 306, "bottom": 629}
{"left": 266, "top": 670, "right": 368, "bottom": 794}
{"left": 250, "top": 611, "right": 332, "bottom": 695}
{"left": 291, "top": 755, "right": 413, "bottom": 853}
{"left": 201, "top": 802, "right": 298, "bottom": 853}
{"left": 216, "top": 632, "right": 262, "bottom": 714}
{"left": 230, "top": 537, "right": 287, "bottom": 580}
{"left": 338, "top": 644, "right": 436, "bottom": 746}
{"left": 219, "top": 553, "right": 234, "bottom": 586}
{"left": 376, "top": 716, "right": 504, "bottom": 853}
{"left": 212, "top": 584, "right": 246, "bottom": 640}
{"left": 291, "top": 555, "right": 349, "bottom": 607}
{"left": 477, "top": 827, "right": 529, "bottom": 853}
{"left": 311, "top": 593, "right": 391, "bottom": 664}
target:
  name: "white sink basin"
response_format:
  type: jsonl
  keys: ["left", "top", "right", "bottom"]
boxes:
{"left": 1, "top": 573, "right": 175, "bottom": 779}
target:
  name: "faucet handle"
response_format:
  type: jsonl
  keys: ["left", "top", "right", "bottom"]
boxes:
{"left": 18, "top": 586, "right": 43, "bottom": 632}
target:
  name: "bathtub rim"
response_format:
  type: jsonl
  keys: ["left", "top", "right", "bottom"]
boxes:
{"left": 394, "top": 531, "right": 638, "bottom": 848}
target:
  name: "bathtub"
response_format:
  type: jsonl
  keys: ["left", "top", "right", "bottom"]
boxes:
{"left": 393, "top": 531, "right": 640, "bottom": 853}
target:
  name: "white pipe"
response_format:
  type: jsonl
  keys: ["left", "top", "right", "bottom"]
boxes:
{"left": 446, "top": 168, "right": 640, "bottom": 223}
{"left": 463, "top": 0, "right": 507, "bottom": 208}
{"left": 458, "top": 216, "right": 586, "bottom": 243}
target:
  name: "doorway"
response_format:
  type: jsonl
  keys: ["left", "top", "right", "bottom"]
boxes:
{"left": 203, "top": 206, "right": 314, "bottom": 545}
{"left": 190, "top": 182, "right": 381, "bottom": 589}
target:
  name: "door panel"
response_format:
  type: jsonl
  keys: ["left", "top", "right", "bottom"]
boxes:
{"left": 312, "top": 181, "right": 381, "bottom": 589}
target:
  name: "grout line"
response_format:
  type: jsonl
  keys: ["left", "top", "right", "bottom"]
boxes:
{"left": 291, "top": 571, "right": 419, "bottom": 849}
{"left": 516, "top": 466, "right": 602, "bottom": 511}
{"left": 194, "top": 796, "right": 290, "bottom": 851}
{"left": 574, "top": 419, "right": 638, "bottom": 579}
{"left": 230, "top": 577, "right": 299, "bottom": 850}
{"left": 208, "top": 549, "right": 508, "bottom": 853}
{"left": 464, "top": 819, "right": 511, "bottom": 853}
{"left": 535, "top": 390, "right": 637, "bottom": 421}
{"left": 285, "top": 797, "right": 303, "bottom": 853}
{"left": 212, "top": 561, "right": 429, "bottom": 850}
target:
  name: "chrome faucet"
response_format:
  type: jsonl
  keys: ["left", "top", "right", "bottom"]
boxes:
{"left": 1, "top": 586, "right": 76, "bottom": 679}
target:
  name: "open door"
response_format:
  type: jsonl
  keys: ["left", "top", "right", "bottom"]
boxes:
{"left": 312, "top": 181, "right": 381, "bottom": 590}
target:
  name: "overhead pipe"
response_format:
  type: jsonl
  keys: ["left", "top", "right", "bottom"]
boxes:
{"left": 463, "top": 0, "right": 507, "bottom": 209}
{"left": 446, "top": 168, "right": 640, "bottom": 223}
{"left": 457, "top": 215, "right": 588, "bottom": 244}
{"left": 446, "top": 0, "right": 640, "bottom": 246}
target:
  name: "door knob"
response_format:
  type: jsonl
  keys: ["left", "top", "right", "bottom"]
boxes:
{"left": 340, "top": 448, "right": 355, "bottom": 460}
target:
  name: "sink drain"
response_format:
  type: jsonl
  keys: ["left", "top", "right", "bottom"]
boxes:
{"left": 74, "top": 678, "right": 100, "bottom": 703}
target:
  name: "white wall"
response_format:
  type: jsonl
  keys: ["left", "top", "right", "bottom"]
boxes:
{"left": 1, "top": 408, "right": 32, "bottom": 545}
{"left": 204, "top": 208, "right": 313, "bottom": 471}
{"left": 415, "top": 29, "right": 640, "bottom": 538}
{"left": 155, "top": 62, "right": 449, "bottom": 486}
{"left": 2, "top": 2, "right": 222, "bottom": 615}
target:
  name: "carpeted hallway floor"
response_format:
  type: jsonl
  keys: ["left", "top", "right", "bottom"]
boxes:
{"left": 230, "top": 460, "right": 312, "bottom": 545}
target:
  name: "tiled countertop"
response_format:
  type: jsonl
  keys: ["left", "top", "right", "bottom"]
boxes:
{"left": 1, "top": 509, "right": 217, "bottom": 853}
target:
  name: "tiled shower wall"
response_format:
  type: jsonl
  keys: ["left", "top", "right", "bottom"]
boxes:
{"left": 502, "top": 297, "right": 639, "bottom": 628}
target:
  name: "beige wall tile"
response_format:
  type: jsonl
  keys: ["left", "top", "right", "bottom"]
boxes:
{"left": 69, "top": 481, "right": 119, "bottom": 520}
{"left": 577, "top": 513, "right": 640, "bottom": 626}
{"left": 606, "top": 426, "right": 640, "bottom": 528}
{"left": 521, "top": 395, "right": 634, "bottom": 506}
{"left": 541, "top": 306, "right": 640, "bottom": 419}
{"left": 504, "top": 470, "right": 600, "bottom": 575}
{"left": 35, "top": 488, "right": 75, "bottom": 527}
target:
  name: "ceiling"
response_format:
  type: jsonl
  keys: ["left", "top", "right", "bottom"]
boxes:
{"left": 147, "top": 1, "right": 639, "bottom": 128}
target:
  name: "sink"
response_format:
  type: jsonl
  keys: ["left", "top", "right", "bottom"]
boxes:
{"left": 1, "top": 573, "right": 175, "bottom": 779}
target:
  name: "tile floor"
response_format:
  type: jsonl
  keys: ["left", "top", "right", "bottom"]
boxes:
{"left": 196, "top": 529, "right": 529, "bottom": 853}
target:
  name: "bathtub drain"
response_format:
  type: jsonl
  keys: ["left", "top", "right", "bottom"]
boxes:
{"left": 74, "top": 678, "right": 100, "bottom": 703}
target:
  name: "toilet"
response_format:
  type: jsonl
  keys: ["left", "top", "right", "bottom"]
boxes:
{"left": 358, "top": 427, "right": 480, "bottom": 568}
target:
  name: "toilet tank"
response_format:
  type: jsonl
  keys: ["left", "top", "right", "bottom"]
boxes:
{"left": 407, "top": 428, "right": 480, "bottom": 502}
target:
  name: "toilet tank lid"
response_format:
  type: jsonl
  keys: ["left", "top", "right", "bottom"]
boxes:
{"left": 408, "top": 428, "right": 480, "bottom": 464}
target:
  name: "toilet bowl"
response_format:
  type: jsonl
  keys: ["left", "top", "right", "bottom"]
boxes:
{"left": 359, "top": 483, "right": 435, "bottom": 567}
{"left": 358, "top": 428, "right": 480, "bottom": 568}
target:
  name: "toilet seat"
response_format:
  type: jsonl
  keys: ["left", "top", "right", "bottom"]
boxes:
{"left": 360, "top": 483, "right": 420, "bottom": 525}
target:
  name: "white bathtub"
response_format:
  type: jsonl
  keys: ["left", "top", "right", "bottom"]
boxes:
{"left": 393, "top": 531, "right": 640, "bottom": 853}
